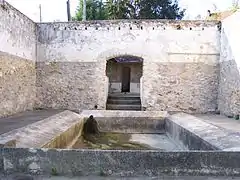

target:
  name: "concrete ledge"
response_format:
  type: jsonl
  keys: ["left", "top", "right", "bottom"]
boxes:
{"left": 80, "top": 110, "right": 167, "bottom": 133}
{"left": 0, "top": 148, "right": 3, "bottom": 173}
{"left": 0, "top": 111, "right": 84, "bottom": 148}
{"left": 0, "top": 140, "right": 16, "bottom": 148}
{"left": 166, "top": 113, "right": 240, "bottom": 151}
{"left": 2, "top": 148, "right": 240, "bottom": 176}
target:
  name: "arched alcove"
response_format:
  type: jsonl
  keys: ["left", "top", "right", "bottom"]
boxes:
{"left": 106, "top": 55, "right": 143, "bottom": 94}
{"left": 95, "top": 50, "right": 147, "bottom": 111}
{"left": 104, "top": 55, "right": 143, "bottom": 110}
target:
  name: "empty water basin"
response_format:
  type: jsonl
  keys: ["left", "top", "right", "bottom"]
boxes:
{"left": 71, "top": 132, "right": 181, "bottom": 150}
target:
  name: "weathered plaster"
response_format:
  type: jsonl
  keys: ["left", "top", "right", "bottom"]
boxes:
{"left": 218, "top": 11, "right": 240, "bottom": 116}
{"left": 0, "top": 1, "right": 36, "bottom": 61}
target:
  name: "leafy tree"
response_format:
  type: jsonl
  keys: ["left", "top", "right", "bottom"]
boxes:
{"left": 74, "top": 0, "right": 185, "bottom": 20}
{"left": 74, "top": 0, "right": 108, "bottom": 21}
{"left": 136, "top": 0, "right": 185, "bottom": 19}
{"left": 106, "top": 0, "right": 130, "bottom": 19}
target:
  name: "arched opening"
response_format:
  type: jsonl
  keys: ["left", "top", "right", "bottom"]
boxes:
{"left": 105, "top": 55, "right": 143, "bottom": 111}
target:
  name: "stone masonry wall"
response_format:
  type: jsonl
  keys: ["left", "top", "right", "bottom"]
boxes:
{"left": 36, "top": 20, "right": 220, "bottom": 113}
{"left": 0, "top": 2, "right": 36, "bottom": 117}
{"left": 218, "top": 11, "right": 240, "bottom": 116}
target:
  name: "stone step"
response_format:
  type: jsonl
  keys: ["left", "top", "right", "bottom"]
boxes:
{"left": 107, "top": 98, "right": 141, "bottom": 105}
{"left": 108, "top": 96, "right": 140, "bottom": 101}
{"left": 106, "top": 104, "right": 141, "bottom": 111}
{"left": 108, "top": 93, "right": 140, "bottom": 100}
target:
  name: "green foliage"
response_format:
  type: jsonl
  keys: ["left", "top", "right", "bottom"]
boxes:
{"left": 234, "top": 114, "right": 240, "bottom": 120}
{"left": 73, "top": 0, "right": 185, "bottom": 20}
{"left": 51, "top": 167, "right": 58, "bottom": 176}
{"left": 137, "top": 0, "right": 185, "bottom": 19}
{"left": 232, "top": 6, "right": 240, "bottom": 12}
{"left": 106, "top": 0, "right": 134, "bottom": 19}
{"left": 99, "top": 169, "right": 107, "bottom": 176}
{"left": 74, "top": 0, "right": 108, "bottom": 21}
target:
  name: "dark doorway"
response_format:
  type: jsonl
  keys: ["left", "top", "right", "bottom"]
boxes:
{"left": 121, "top": 67, "right": 131, "bottom": 92}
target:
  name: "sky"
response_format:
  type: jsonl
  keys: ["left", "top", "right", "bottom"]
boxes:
{"left": 180, "top": 0, "right": 233, "bottom": 19}
{"left": 6, "top": 0, "right": 79, "bottom": 22}
{"left": 6, "top": 0, "right": 234, "bottom": 22}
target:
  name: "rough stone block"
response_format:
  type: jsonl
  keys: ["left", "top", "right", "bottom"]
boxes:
{"left": 2, "top": 148, "right": 240, "bottom": 176}
{"left": 0, "top": 52, "right": 36, "bottom": 118}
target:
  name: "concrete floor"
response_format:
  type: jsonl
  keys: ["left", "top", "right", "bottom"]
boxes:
{"left": 130, "top": 134, "right": 183, "bottom": 150}
{"left": 195, "top": 114, "right": 240, "bottom": 133}
{"left": 0, "top": 109, "right": 63, "bottom": 135}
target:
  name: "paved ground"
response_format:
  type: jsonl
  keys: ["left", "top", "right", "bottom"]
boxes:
{"left": 0, "top": 174, "right": 239, "bottom": 180}
{"left": 0, "top": 109, "right": 63, "bottom": 135}
{"left": 194, "top": 114, "right": 240, "bottom": 133}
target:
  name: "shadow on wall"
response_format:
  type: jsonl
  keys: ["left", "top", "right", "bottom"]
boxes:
{"left": 218, "top": 29, "right": 240, "bottom": 117}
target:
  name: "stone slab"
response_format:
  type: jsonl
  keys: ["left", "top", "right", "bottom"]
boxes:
{"left": 194, "top": 114, "right": 240, "bottom": 133}
{"left": 80, "top": 110, "right": 167, "bottom": 133}
{"left": 2, "top": 148, "right": 240, "bottom": 176}
{"left": 0, "top": 111, "right": 83, "bottom": 148}
{"left": 166, "top": 113, "right": 240, "bottom": 151}
{"left": 0, "top": 174, "right": 238, "bottom": 180}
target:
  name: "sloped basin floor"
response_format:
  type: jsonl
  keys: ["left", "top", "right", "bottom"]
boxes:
{"left": 71, "top": 132, "right": 182, "bottom": 150}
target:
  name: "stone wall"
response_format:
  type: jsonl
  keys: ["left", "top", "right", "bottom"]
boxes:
{"left": 80, "top": 110, "right": 167, "bottom": 133}
{"left": 0, "top": 2, "right": 36, "bottom": 117}
{"left": 36, "top": 20, "right": 220, "bottom": 113}
{"left": 2, "top": 148, "right": 240, "bottom": 176}
{"left": 218, "top": 11, "right": 240, "bottom": 116}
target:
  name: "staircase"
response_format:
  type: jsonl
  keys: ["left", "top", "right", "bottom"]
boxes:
{"left": 106, "top": 93, "right": 141, "bottom": 111}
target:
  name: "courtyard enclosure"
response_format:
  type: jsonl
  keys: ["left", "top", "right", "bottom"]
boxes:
{"left": 1, "top": 2, "right": 240, "bottom": 116}
{"left": 2, "top": 2, "right": 240, "bottom": 179}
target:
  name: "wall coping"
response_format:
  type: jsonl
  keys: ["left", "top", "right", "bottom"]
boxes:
{"left": 2, "top": 148, "right": 240, "bottom": 176}
{"left": 1, "top": 1, "right": 35, "bottom": 24}
{"left": 37, "top": 20, "right": 221, "bottom": 32}
{"left": 38, "top": 19, "right": 220, "bottom": 26}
